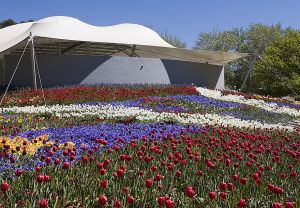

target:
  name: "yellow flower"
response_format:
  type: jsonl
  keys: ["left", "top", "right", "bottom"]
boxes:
{"left": 46, "top": 141, "right": 55, "bottom": 147}
{"left": 59, "top": 141, "right": 75, "bottom": 150}
{"left": 0, "top": 134, "right": 49, "bottom": 156}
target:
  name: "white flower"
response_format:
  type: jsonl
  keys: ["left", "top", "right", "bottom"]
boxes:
{"left": 196, "top": 87, "right": 300, "bottom": 117}
{"left": 0, "top": 103, "right": 294, "bottom": 131}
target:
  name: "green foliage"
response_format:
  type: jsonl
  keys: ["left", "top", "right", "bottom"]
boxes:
{"left": 143, "top": 24, "right": 186, "bottom": 48}
{"left": 252, "top": 30, "right": 300, "bottom": 97}
{"left": 0, "top": 19, "right": 33, "bottom": 29}
{"left": 194, "top": 24, "right": 286, "bottom": 92}
{"left": 160, "top": 32, "right": 186, "bottom": 48}
{"left": 194, "top": 27, "right": 245, "bottom": 52}
{"left": 0, "top": 19, "right": 16, "bottom": 29}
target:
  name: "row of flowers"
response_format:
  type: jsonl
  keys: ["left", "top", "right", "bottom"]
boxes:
{"left": 0, "top": 124, "right": 298, "bottom": 207}
{"left": 0, "top": 85, "right": 197, "bottom": 107}
{"left": 197, "top": 87, "right": 300, "bottom": 117}
{"left": 221, "top": 89, "right": 300, "bottom": 107}
{"left": 0, "top": 123, "right": 198, "bottom": 176}
{"left": 1, "top": 102, "right": 296, "bottom": 130}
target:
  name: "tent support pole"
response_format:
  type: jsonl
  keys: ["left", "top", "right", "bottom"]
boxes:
{"left": 240, "top": 53, "right": 257, "bottom": 92}
{"left": 30, "top": 33, "right": 37, "bottom": 90}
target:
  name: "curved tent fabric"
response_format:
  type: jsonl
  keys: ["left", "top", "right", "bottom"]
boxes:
{"left": 0, "top": 16, "right": 249, "bottom": 65}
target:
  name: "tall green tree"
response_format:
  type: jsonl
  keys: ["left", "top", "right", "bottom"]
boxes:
{"left": 194, "top": 24, "right": 284, "bottom": 91}
{"left": 195, "top": 27, "right": 245, "bottom": 52}
{"left": 252, "top": 30, "right": 300, "bottom": 97}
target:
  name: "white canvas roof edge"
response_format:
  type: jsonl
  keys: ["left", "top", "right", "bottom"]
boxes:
{"left": 0, "top": 16, "right": 249, "bottom": 64}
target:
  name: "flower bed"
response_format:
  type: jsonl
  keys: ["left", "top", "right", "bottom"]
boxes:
{"left": 0, "top": 85, "right": 299, "bottom": 207}
{"left": 1, "top": 85, "right": 197, "bottom": 107}
{"left": 0, "top": 125, "right": 299, "bottom": 207}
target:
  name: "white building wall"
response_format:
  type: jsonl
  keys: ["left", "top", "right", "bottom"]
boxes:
{"left": 215, "top": 66, "right": 225, "bottom": 89}
{"left": 3, "top": 54, "right": 224, "bottom": 89}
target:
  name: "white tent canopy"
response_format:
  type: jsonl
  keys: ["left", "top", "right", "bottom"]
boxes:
{"left": 0, "top": 16, "right": 248, "bottom": 65}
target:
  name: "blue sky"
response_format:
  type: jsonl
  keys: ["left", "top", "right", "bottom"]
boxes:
{"left": 1, "top": 0, "right": 299, "bottom": 48}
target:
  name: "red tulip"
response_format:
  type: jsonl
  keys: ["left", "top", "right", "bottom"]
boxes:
{"left": 120, "top": 154, "right": 127, "bottom": 160}
{"left": 157, "top": 196, "right": 167, "bottom": 206}
{"left": 69, "top": 155, "right": 75, "bottom": 161}
{"left": 126, "top": 155, "right": 133, "bottom": 161}
{"left": 237, "top": 199, "right": 246, "bottom": 207}
{"left": 98, "top": 162, "right": 104, "bottom": 169}
{"left": 63, "top": 150, "right": 68, "bottom": 156}
{"left": 99, "top": 168, "right": 106, "bottom": 175}
{"left": 45, "top": 157, "right": 51, "bottom": 164}
{"left": 121, "top": 187, "right": 128, "bottom": 194}
{"left": 116, "top": 169, "right": 124, "bottom": 177}
{"left": 219, "top": 192, "right": 227, "bottom": 200}
{"left": 175, "top": 171, "right": 181, "bottom": 177}
{"left": 197, "top": 170, "right": 203, "bottom": 176}
{"left": 225, "top": 158, "right": 231, "bottom": 167}
{"left": 1, "top": 182, "right": 9, "bottom": 192}
{"left": 15, "top": 169, "right": 23, "bottom": 177}
{"left": 114, "top": 145, "right": 120, "bottom": 151}
{"left": 113, "top": 200, "right": 121, "bottom": 207}
{"left": 35, "top": 166, "right": 41, "bottom": 172}
{"left": 100, "top": 180, "right": 107, "bottom": 189}
{"left": 239, "top": 178, "right": 247, "bottom": 185}
{"left": 151, "top": 165, "right": 158, "bottom": 172}
{"left": 219, "top": 182, "right": 227, "bottom": 190}
{"left": 39, "top": 198, "right": 48, "bottom": 208}
{"left": 252, "top": 173, "right": 259, "bottom": 180}
{"left": 279, "top": 173, "right": 286, "bottom": 179}
{"left": 139, "top": 170, "right": 144, "bottom": 176}
{"left": 127, "top": 196, "right": 135, "bottom": 204}
{"left": 273, "top": 186, "right": 283, "bottom": 194}
{"left": 165, "top": 199, "right": 175, "bottom": 208}
{"left": 37, "top": 175, "right": 45, "bottom": 183}
{"left": 208, "top": 192, "right": 216, "bottom": 200}
{"left": 52, "top": 146, "right": 58, "bottom": 152}
{"left": 62, "top": 162, "right": 70, "bottom": 169}
{"left": 103, "top": 159, "right": 110, "bottom": 168}
{"left": 155, "top": 174, "right": 162, "bottom": 181}
{"left": 255, "top": 179, "right": 262, "bottom": 186}
{"left": 227, "top": 182, "right": 233, "bottom": 190}
{"left": 98, "top": 194, "right": 108, "bottom": 205}
{"left": 180, "top": 159, "right": 187, "bottom": 166}
{"left": 184, "top": 186, "right": 196, "bottom": 198}
{"left": 54, "top": 158, "right": 60, "bottom": 165}
{"left": 273, "top": 202, "right": 282, "bottom": 208}
{"left": 44, "top": 175, "right": 50, "bottom": 182}
{"left": 233, "top": 173, "right": 238, "bottom": 181}
{"left": 284, "top": 202, "right": 294, "bottom": 208}
{"left": 290, "top": 171, "right": 297, "bottom": 178}
{"left": 145, "top": 178, "right": 153, "bottom": 188}
{"left": 268, "top": 184, "right": 275, "bottom": 192}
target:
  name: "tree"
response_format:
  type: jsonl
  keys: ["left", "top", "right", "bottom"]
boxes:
{"left": 194, "top": 28, "right": 245, "bottom": 89}
{"left": 143, "top": 24, "right": 186, "bottom": 48}
{"left": 194, "top": 24, "right": 284, "bottom": 91}
{"left": 0, "top": 19, "right": 33, "bottom": 29}
{"left": 0, "top": 19, "right": 16, "bottom": 29}
{"left": 160, "top": 32, "right": 186, "bottom": 48}
{"left": 251, "top": 30, "right": 300, "bottom": 97}
{"left": 195, "top": 27, "right": 245, "bottom": 52}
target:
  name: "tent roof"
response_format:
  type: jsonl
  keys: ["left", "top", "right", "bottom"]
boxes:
{"left": 0, "top": 16, "right": 248, "bottom": 65}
